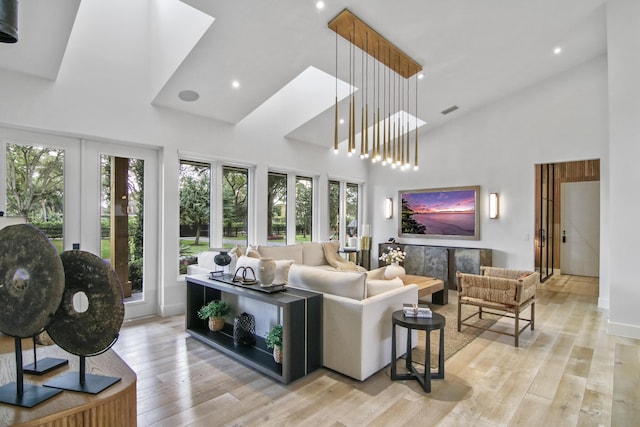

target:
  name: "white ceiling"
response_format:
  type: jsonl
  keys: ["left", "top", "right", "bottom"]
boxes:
{"left": 0, "top": 0, "right": 607, "bottom": 148}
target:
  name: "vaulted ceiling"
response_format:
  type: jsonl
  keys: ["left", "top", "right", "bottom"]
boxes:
{"left": 0, "top": 0, "right": 607, "bottom": 148}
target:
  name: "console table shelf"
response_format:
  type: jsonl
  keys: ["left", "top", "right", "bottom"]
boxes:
{"left": 185, "top": 275, "right": 322, "bottom": 384}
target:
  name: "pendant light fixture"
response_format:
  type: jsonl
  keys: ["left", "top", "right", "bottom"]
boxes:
{"left": 328, "top": 9, "right": 422, "bottom": 172}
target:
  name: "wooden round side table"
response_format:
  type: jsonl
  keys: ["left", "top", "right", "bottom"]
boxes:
{"left": 391, "top": 310, "right": 445, "bottom": 393}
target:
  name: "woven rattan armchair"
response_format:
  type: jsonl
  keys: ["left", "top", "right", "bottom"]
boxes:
{"left": 456, "top": 266, "right": 539, "bottom": 347}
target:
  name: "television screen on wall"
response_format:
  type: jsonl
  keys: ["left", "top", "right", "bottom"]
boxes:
{"left": 399, "top": 185, "right": 480, "bottom": 240}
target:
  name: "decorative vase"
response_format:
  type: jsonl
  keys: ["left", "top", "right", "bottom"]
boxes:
{"left": 233, "top": 312, "right": 256, "bottom": 345}
{"left": 208, "top": 317, "right": 225, "bottom": 332}
{"left": 384, "top": 262, "right": 406, "bottom": 280}
{"left": 273, "top": 345, "right": 282, "bottom": 364}
{"left": 259, "top": 257, "right": 276, "bottom": 286}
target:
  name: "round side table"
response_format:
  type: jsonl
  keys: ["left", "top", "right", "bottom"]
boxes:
{"left": 391, "top": 310, "right": 445, "bottom": 393}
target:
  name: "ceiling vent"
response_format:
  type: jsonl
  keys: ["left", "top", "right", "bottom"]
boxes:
{"left": 441, "top": 105, "right": 459, "bottom": 115}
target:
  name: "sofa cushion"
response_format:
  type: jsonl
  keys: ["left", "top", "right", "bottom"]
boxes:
{"left": 288, "top": 264, "right": 367, "bottom": 300}
{"left": 366, "top": 277, "right": 404, "bottom": 297}
{"left": 257, "top": 244, "right": 303, "bottom": 265}
{"left": 302, "top": 242, "right": 326, "bottom": 266}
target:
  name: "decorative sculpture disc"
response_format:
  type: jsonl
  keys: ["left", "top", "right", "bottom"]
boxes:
{"left": 0, "top": 224, "right": 65, "bottom": 338}
{"left": 47, "top": 250, "right": 125, "bottom": 356}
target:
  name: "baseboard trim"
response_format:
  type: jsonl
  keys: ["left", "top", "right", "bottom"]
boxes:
{"left": 598, "top": 297, "right": 609, "bottom": 310}
{"left": 607, "top": 319, "right": 640, "bottom": 339}
{"left": 160, "top": 303, "right": 185, "bottom": 317}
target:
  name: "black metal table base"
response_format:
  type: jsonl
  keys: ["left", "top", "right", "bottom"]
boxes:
{"left": 391, "top": 311, "right": 445, "bottom": 393}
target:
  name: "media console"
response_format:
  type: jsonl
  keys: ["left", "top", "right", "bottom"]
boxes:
{"left": 185, "top": 274, "right": 322, "bottom": 384}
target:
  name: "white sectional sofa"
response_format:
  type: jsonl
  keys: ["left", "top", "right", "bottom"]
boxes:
{"left": 188, "top": 242, "right": 418, "bottom": 381}
{"left": 288, "top": 264, "right": 418, "bottom": 381}
{"left": 187, "top": 241, "right": 365, "bottom": 277}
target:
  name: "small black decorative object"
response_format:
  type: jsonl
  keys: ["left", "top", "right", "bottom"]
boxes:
{"left": 233, "top": 312, "right": 256, "bottom": 345}
{"left": 0, "top": 0, "right": 18, "bottom": 44}
{"left": 210, "top": 250, "right": 232, "bottom": 276}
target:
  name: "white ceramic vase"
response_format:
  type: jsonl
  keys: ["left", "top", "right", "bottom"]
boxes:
{"left": 259, "top": 257, "right": 276, "bottom": 286}
{"left": 384, "top": 262, "right": 406, "bottom": 280}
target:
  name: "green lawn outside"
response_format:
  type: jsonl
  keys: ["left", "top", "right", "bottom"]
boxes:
{"left": 49, "top": 239, "right": 111, "bottom": 258}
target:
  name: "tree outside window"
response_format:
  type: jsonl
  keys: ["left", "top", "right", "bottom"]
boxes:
{"left": 295, "top": 176, "right": 312, "bottom": 243}
{"left": 328, "top": 180, "right": 340, "bottom": 241}
{"left": 179, "top": 161, "right": 210, "bottom": 273}
{"left": 222, "top": 166, "right": 248, "bottom": 248}
{"left": 5, "top": 143, "right": 64, "bottom": 251}
{"left": 267, "top": 172, "right": 287, "bottom": 244}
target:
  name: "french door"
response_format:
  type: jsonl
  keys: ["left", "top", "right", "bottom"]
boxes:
{"left": 80, "top": 140, "right": 159, "bottom": 319}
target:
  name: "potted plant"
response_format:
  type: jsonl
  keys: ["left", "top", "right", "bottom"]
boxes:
{"left": 197, "top": 300, "right": 232, "bottom": 331}
{"left": 265, "top": 324, "right": 283, "bottom": 363}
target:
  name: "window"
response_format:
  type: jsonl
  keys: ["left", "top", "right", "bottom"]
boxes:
{"left": 328, "top": 180, "right": 340, "bottom": 241}
{"left": 328, "top": 179, "right": 361, "bottom": 246}
{"left": 222, "top": 166, "right": 248, "bottom": 248}
{"left": 346, "top": 182, "right": 359, "bottom": 239}
{"left": 295, "top": 176, "right": 313, "bottom": 243}
{"left": 179, "top": 160, "right": 211, "bottom": 273}
{"left": 3, "top": 142, "right": 64, "bottom": 251}
{"left": 267, "top": 172, "right": 287, "bottom": 244}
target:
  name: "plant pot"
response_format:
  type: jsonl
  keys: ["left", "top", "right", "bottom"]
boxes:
{"left": 208, "top": 317, "right": 225, "bottom": 332}
{"left": 384, "top": 262, "right": 406, "bottom": 280}
{"left": 273, "top": 345, "right": 282, "bottom": 364}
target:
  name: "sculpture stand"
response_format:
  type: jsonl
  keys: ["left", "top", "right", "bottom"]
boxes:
{"left": 23, "top": 336, "right": 68, "bottom": 375}
{"left": 44, "top": 355, "right": 121, "bottom": 395}
{"left": 0, "top": 337, "right": 62, "bottom": 408}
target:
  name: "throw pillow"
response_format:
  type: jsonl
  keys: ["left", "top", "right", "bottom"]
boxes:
{"left": 366, "top": 277, "right": 404, "bottom": 297}
{"left": 246, "top": 249, "right": 261, "bottom": 258}
{"left": 274, "top": 259, "right": 294, "bottom": 285}
{"left": 321, "top": 240, "right": 342, "bottom": 267}
{"left": 366, "top": 267, "right": 386, "bottom": 280}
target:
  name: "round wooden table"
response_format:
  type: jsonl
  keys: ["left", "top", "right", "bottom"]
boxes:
{"left": 0, "top": 340, "right": 136, "bottom": 427}
{"left": 390, "top": 310, "right": 445, "bottom": 393}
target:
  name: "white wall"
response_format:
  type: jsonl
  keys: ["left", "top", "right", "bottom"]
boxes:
{"left": 606, "top": 0, "right": 640, "bottom": 339}
{"left": 368, "top": 56, "right": 608, "bottom": 273}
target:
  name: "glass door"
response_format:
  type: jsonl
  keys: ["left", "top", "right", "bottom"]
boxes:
{"left": 536, "top": 163, "right": 555, "bottom": 282}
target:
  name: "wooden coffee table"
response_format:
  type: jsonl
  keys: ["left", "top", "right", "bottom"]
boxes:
{"left": 402, "top": 274, "right": 447, "bottom": 305}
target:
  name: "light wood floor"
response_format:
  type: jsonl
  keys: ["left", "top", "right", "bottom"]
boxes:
{"left": 112, "top": 275, "right": 640, "bottom": 427}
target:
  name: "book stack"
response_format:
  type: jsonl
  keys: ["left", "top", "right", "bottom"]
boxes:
{"left": 403, "top": 303, "right": 432, "bottom": 318}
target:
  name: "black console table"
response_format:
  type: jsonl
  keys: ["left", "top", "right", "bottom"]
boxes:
{"left": 186, "top": 274, "right": 322, "bottom": 384}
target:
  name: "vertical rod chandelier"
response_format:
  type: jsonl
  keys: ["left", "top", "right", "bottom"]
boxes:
{"left": 329, "top": 9, "right": 422, "bottom": 171}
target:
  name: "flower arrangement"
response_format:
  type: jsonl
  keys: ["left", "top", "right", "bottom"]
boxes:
{"left": 379, "top": 247, "right": 406, "bottom": 264}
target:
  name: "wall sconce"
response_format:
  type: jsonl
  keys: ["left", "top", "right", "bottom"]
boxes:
{"left": 489, "top": 193, "right": 499, "bottom": 219}
{"left": 384, "top": 198, "right": 394, "bottom": 219}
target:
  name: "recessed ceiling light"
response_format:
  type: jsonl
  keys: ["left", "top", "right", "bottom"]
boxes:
{"left": 553, "top": 46, "right": 562, "bottom": 55}
{"left": 417, "top": 73, "right": 424, "bottom": 80}
{"left": 339, "top": 118, "right": 345, "bottom": 124}
{"left": 316, "top": 1, "right": 325, "bottom": 10}
{"left": 232, "top": 80, "right": 240, "bottom": 89}
{"left": 178, "top": 90, "right": 199, "bottom": 102}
